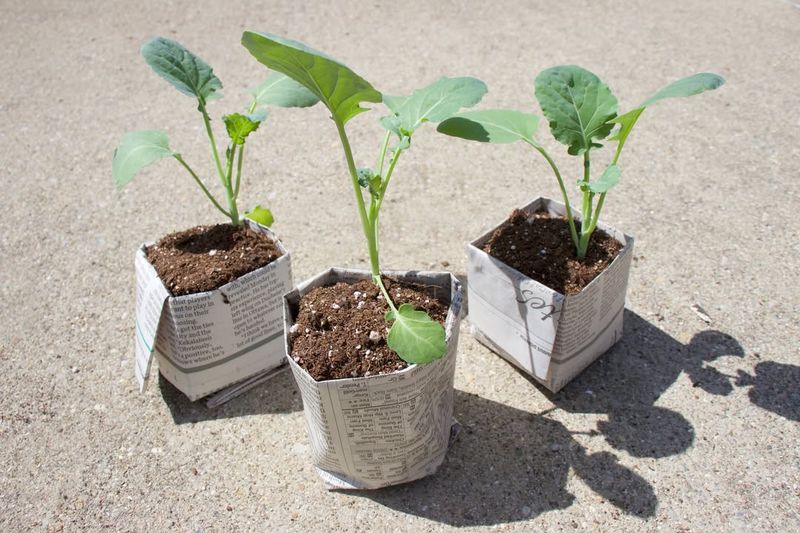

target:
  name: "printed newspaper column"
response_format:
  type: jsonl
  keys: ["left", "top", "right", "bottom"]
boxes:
{"left": 133, "top": 221, "right": 293, "bottom": 401}
{"left": 284, "top": 269, "right": 462, "bottom": 490}
{"left": 467, "top": 197, "right": 634, "bottom": 393}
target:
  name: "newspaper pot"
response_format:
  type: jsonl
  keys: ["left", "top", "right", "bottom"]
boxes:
{"left": 133, "top": 219, "right": 293, "bottom": 401}
{"left": 283, "top": 268, "right": 463, "bottom": 490}
{"left": 467, "top": 197, "right": 634, "bottom": 393}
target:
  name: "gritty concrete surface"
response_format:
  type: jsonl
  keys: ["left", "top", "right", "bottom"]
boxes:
{"left": 1, "top": 0, "right": 799, "bottom": 530}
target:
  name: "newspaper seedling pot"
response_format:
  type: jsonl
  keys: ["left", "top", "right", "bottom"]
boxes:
{"left": 134, "top": 219, "right": 293, "bottom": 401}
{"left": 283, "top": 268, "right": 463, "bottom": 490}
{"left": 467, "top": 197, "right": 634, "bottom": 393}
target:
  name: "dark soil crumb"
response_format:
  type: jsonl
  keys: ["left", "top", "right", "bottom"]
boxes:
{"left": 483, "top": 209, "right": 623, "bottom": 295}
{"left": 146, "top": 223, "right": 282, "bottom": 296}
{"left": 290, "top": 278, "right": 449, "bottom": 381}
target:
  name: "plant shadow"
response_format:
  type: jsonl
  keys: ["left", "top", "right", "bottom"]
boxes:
{"left": 736, "top": 361, "right": 800, "bottom": 422}
{"left": 359, "top": 390, "right": 657, "bottom": 526}
{"left": 158, "top": 367, "right": 302, "bottom": 424}
{"left": 546, "top": 310, "right": 745, "bottom": 458}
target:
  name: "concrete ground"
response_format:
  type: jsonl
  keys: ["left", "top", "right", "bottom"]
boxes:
{"left": 1, "top": 0, "right": 798, "bottom": 530}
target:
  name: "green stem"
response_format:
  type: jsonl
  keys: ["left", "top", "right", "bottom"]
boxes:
{"left": 376, "top": 140, "right": 405, "bottom": 213}
{"left": 525, "top": 140, "right": 579, "bottom": 250}
{"left": 173, "top": 154, "right": 231, "bottom": 219}
{"left": 375, "top": 131, "right": 391, "bottom": 177}
{"left": 199, "top": 101, "right": 227, "bottom": 186}
{"left": 234, "top": 143, "right": 245, "bottom": 199}
{"left": 223, "top": 144, "right": 240, "bottom": 225}
{"left": 373, "top": 273, "right": 398, "bottom": 314}
{"left": 334, "top": 120, "right": 379, "bottom": 276}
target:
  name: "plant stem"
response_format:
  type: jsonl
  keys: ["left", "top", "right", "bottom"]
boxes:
{"left": 224, "top": 144, "right": 240, "bottom": 225}
{"left": 173, "top": 154, "right": 231, "bottom": 218}
{"left": 334, "top": 120, "right": 380, "bottom": 276}
{"left": 376, "top": 141, "right": 405, "bottom": 212}
{"left": 576, "top": 151, "right": 594, "bottom": 258}
{"left": 199, "top": 101, "right": 227, "bottom": 185}
{"left": 373, "top": 274, "right": 398, "bottom": 314}
{"left": 234, "top": 144, "right": 245, "bottom": 199}
{"left": 376, "top": 131, "right": 391, "bottom": 177}
{"left": 525, "top": 140, "right": 579, "bottom": 250}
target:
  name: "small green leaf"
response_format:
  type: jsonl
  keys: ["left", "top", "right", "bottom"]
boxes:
{"left": 356, "top": 168, "right": 381, "bottom": 197}
{"left": 242, "top": 31, "right": 381, "bottom": 126}
{"left": 223, "top": 112, "right": 266, "bottom": 145}
{"left": 112, "top": 130, "right": 175, "bottom": 189}
{"left": 394, "top": 136, "right": 411, "bottom": 150}
{"left": 437, "top": 109, "right": 540, "bottom": 144}
{"left": 380, "top": 77, "right": 487, "bottom": 137}
{"left": 244, "top": 205, "right": 274, "bottom": 227}
{"left": 249, "top": 72, "right": 320, "bottom": 108}
{"left": 610, "top": 73, "right": 725, "bottom": 158}
{"left": 580, "top": 164, "right": 620, "bottom": 194}
{"left": 141, "top": 37, "right": 222, "bottom": 103}
{"left": 385, "top": 304, "right": 447, "bottom": 364}
{"left": 534, "top": 66, "right": 618, "bottom": 155}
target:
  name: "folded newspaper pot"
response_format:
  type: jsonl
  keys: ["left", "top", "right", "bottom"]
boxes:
{"left": 133, "top": 219, "right": 293, "bottom": 402}
{"left": 283, "top": 268, "right": 463, "bottom": 490}
{"left": 467, "top": 197, "right": 634, "bottom": 393}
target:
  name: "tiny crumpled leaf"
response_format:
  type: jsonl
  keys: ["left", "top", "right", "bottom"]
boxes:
{"left": 609, "top": 73, "right": 725, "bottom": 155}
{"left": 385, "top": 304, "right": 447, "bottom": 364}
{"left": 437, "top": 109, "right": 540, "bottom": 144}
{"left": 244, "top": 205, "right": 274, "bottom": 227}
{"left": 356, "top": 167, "right": 381, "bottom": 197}
{"left": 242, "top": 31, "right": 381, "bottom": 126}
{"left": 249, "top": 71, "right": 320, "bottom": 108}
{"left": 579, "top": 164, "right": 621, "bottom": 194}
{"left": 112, "top": 130, "right": 175, "bottom": 189}
{"left": 223, "top": 110, "right": 267, "bottom": 145}
{"left": 534, "top": 65, "right": 618, "bottom": 155}
{"left": 141, "top": 37, "right": 223, "bottom": 102}
{"left": 381, "top": 76, "right": 487, "bottom": 137}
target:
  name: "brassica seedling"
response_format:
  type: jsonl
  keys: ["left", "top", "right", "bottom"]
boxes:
{"left": 112, "top": 37, "right": 319, "bottom": 226}
{"left": 242, "top": 31, "right": 486, "bottom": 363}
{"left": 438, "top": 66, "right": 725, "bottom": 259}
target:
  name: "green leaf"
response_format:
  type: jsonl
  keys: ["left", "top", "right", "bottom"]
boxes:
{"left": 437, "top": 109, "right": 540, "bottom": 144}
{"left": 249, "top": 72, "right": 320, "bottom": 108}
{"left": 223, "top": 111, "right": 266, "bottom": 145}
{"left": 141, "top": 37, "right": 222, "bottom": 103}
{"left": 356, "top": 167, "right": 381, "bottom": 197}
{"left": 380, "top": 77, "right": 487, "bottom": 136}
{"left": 112, "top": 130, "right": 175, "bottom": 189}
{"left": 244, "top": 205, "right": 274, "bottom": 227}
{"left": 580, "top": 164, "right": 620, "bottom": 194}
{"left": 534, "top": 65, "right": 618, "bottom": 155}
{"left": 610, "top": 73, "right": 725, "bottom": 158}
{"left": 385, "top": 304, "right": 447, "bottom": 364}
{"left": 241, "top": 31, "right": 381, "bottom": 125}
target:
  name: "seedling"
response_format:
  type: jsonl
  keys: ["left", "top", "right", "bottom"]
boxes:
{"left": 112, "top": 37, "right": 318, "bottom": 226}
{"left": 242, "top": 31, "right": 486, "bottom": 364}
{"left": 438, "top": 66, "right": 725, "bottom": 259}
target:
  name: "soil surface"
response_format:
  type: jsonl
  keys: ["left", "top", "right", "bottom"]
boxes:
{"left": 145, "top": 224, "right": 282, "bottom": 296}
{"left": 483, "top": 209, "right": 623, "bottom": 296}
{"left": 290, "top": 278, "right": 449, "bottom": 381}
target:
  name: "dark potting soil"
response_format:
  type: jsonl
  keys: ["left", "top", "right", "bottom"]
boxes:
{"left": 483, "top": 209, "right": 623, "bottom": 296}
{"left": 290, "top": 278, "right": 449, "bottom": 381}
{"left": 145, "top": 224, "right": 282, "bottom": 296}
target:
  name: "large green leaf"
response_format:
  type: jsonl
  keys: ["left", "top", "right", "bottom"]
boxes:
{"left": 241, "top": 31, "right": 381, "bottom": 125}
{"left": 141, "top": 37, "right": 222, "bottom": 103}
{"left": 534, "top": 65, "right": 618, "bottom": 155}
{"left": 249, "top": 72, "right": 320, "bottom": 108}
{"left": 380, "top": 77, "right": 487, "bottom": 136}
{"left": 112, "top": 130, "right": 175, "bottom": 189}
{"left": 437, "top": 109, "right": 540, "bottom": 144}
{"left": 223, "top": 110, "right": 267, "bottom": 145}
{"left": 610, "top": 73, "right": 725, "bottom": 158}
{"left": 385, "top": 304, "right": 447, "bottom": 364}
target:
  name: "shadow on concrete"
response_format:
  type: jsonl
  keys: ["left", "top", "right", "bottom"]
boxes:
{"left": 360, "top": 390, "right": 657, "bottom": 526}
{"left": 547, "top": 310, "right": 745, "bottom": 458}
{"left": 158, "top": 367, "right": 302, "bottom": 424}
{"left": 736, "top": 361, "right": 800, "bottom": 422}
